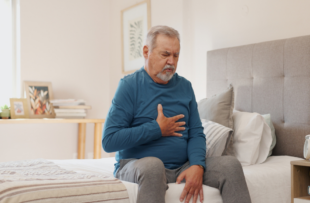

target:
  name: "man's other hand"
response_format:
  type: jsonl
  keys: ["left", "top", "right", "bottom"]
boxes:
{"left": 176, "top": 165, "right": 204, "bottom": 203}
{"left": 156, "top": 104, "right": 186, "bottom": 137}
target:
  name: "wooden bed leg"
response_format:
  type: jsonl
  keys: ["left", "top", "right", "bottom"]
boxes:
{"left": 94, "top": 123, "right": 102, "bottom": 159}
{"left": 78, "top": 123, "right": 86, "bottom": 159}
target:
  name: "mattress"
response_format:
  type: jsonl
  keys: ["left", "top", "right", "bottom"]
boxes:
{"left": 0, "top": 160, "right": 129, "bottom": 203}
{"left": 52, "top": 156, "right": 302, "bottom": 203}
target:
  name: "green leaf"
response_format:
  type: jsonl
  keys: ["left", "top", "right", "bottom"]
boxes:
{"left": 1, "top": 105, "right": 9, "bottom": 110}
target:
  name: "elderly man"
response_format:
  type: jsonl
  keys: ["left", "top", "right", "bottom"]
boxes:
{"left": 102, "top": 25, "right": 251, "bottom": 203}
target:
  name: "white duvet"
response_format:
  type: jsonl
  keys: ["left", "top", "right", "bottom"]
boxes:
{"left": 52, "top": 156, "right": 302, "bottom": 203}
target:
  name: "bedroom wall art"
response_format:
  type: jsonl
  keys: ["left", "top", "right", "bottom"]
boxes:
{"left": 121, "top": 0, "right": 151, "bottom": 74}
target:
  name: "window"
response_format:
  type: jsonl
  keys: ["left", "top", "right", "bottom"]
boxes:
{"left": 0, "top": 0, "right": 19, "bottom": 107}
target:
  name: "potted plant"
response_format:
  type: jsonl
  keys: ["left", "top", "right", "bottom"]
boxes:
{"left": 1, "top": 105, "right": 10, "bottom": 119}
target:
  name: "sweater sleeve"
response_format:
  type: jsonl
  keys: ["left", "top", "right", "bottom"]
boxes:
{"left": 102, "top": 79, "right": 162, "bottom": 153}
{"left": 187, "top": 84, "right": 206, "bottom": 170}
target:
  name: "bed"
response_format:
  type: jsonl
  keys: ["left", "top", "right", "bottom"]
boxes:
{"left": 1, "top": 34, "right": 310, "bottom": 203}
{"left": 52, "top": 156, "right": 302, "bottom": 203}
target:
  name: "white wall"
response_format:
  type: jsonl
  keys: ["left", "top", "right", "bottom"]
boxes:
{"left": 188, "top": 0, "right": 310, "bottom": 101}
{"left": 2, "top": 0, "right": 310, "bottom": 161}
{"left": 0, "top": 0, "right": 111, "bottom": 161}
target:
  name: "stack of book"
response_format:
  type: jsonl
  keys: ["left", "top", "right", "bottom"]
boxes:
{"left": 50, "top": 99, "right": 91, "bottom": 119}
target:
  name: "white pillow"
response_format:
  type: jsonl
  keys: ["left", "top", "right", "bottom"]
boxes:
{"left": 233, "top": 110, "right": 272, "bottom": 166}
{"left": 201, "top": 119, "right": 233, "bottom": 157}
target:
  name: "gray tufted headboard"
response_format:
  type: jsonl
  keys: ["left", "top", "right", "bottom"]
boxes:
{"left": 207, "top": 35, "right": 310, "bottom": 158}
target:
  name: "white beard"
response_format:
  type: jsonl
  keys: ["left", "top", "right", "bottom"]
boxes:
{"left": 156, "top": 65, "right": 175, "bottom": 82}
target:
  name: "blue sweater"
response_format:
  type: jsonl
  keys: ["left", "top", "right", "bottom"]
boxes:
{"left": 102, "top": 67, "right": 206, "bottom": 176}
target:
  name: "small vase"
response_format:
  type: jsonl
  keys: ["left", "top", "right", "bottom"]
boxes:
{"left": 1, "top": 109, "right": 10, "bottom": 119}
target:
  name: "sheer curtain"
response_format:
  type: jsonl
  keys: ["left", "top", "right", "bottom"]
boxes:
{"left": 0, "top": 0, "right": 17, "bottom": 107}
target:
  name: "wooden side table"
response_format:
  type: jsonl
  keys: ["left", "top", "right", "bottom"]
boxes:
{"left": 291, "top": 160, "right": 310, "bottom": 203}
{"left": 0, "top": 118, "right": 105, "bottom": 159}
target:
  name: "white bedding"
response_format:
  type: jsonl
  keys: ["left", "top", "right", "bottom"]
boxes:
{"left": 52, "top": 156, "right": 302, "bottom": 203}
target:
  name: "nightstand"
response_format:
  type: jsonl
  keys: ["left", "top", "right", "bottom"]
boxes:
{"left": 291, "top": 160, "right": 310, "bottom": 203}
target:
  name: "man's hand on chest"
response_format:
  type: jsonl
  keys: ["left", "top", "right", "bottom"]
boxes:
{"left": 156, "top": 104, "right": 186, "bottom": 137}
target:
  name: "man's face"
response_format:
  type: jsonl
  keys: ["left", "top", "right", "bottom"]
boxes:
{"left": 143, "top": 34, "right": 180, "bottom": 84}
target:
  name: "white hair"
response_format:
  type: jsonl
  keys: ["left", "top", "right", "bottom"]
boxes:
{"left": 146, "top": 25, "right": 180, "bottom": 51}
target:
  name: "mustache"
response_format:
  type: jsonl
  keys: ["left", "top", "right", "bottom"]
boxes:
{"left": 161, "top": 65, "right": 175, "bottom": 72}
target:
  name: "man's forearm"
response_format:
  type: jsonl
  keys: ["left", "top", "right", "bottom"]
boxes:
{"left": 102, "top": 120, "right": 162, "bottom": 152}
{"left": 187, "top": 127, "right": 206, "bottom": 170}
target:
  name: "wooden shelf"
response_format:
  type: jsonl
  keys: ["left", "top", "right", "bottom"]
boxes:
{"left": 0, "top": 118, "right": 105, "bottom": 159}
{"left": 291, "top": 160, "right": 310, "bottom": 167}
{"left": 294, "top": 196, "right": 310, "bottom": 203}
{"left": 0, "top": 118, "right": 105, "bottom": 124}
{"left": 291, "top": 160, "right": 310, "bottom": 203}
{"left": 296, "top": 196, "right": 310, "bottom": 200}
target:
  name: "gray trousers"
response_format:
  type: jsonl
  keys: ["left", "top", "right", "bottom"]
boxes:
{"left": 115, "top": 156, "right": 252, "bottom": 203}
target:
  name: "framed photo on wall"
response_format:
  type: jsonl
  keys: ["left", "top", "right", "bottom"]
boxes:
{"left": 23, "top": 81, "right": 56, "bottom": 118}
{"left": 121, "top": 0, "right": 151, "bottom": 74}
{"left": 9, "top": 98, "right": 29, "bottom": 119}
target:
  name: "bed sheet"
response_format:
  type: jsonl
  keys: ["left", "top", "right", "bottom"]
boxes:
{"left": 52, "top": 156, "right": 302, "bottom": 203}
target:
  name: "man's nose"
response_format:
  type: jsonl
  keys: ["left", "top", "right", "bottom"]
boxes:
{"left": 167, "top": 55, "right": 175, "bottom": 65}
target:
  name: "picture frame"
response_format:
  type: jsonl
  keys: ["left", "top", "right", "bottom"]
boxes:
{"left": 9, "top": 98, "right": 29, "bottom": 119}
{"left": 23, "top": 81, "right": 56, "bottom": 118}
{"left": 121, "top": 0, "right": 151, "bottom": 74}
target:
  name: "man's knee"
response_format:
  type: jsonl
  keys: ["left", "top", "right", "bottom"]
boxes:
{"left": 135, "top": 157, "right": 166, "bottom": 179}
{"left": 216, "top": 156, "right": 243, "bottom": 177}
{"left": 220, "top": 155, "right": 241, "bottom": 165}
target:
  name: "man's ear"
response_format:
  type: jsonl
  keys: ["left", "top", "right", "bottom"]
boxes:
{"left": 143, "top": 45, "right": 149, "bottom": 59}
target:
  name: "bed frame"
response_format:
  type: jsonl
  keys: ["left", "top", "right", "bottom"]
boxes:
{"left": 207, "top": 35, "right": 310, "bottom": 158}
